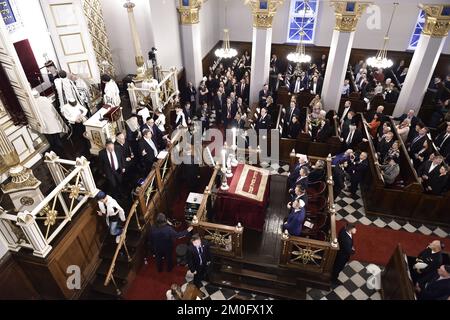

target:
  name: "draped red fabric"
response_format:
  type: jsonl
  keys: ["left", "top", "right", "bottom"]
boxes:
{"left": 0, "top": 63, "right": 28, "bottom": 125}
{"left": 215, "top": 164, "right": 271, "bottom": 231}
{"left": 13, "top": 39, "right": 41, "bottom": 88}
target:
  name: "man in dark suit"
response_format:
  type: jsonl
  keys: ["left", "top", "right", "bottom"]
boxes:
{"left": 435, "top": 124, "right": 450, "bottom": 161}
{"left": 408, "top": 240, "right": 444, "bottom": 288}
{"left": 255, "top": 107, "right": 272, "bottom": 133}
{"left": 347, "top": 152, "right": 369, "bottom": 195}
{"left": 377, "top": 131, "right": 395, "bottom": 161}
{"left": 332, "top": 223, "right": 356, "bottom": 283}
{"left": 338, "top": 100, "right": 352, "bottom": 126}
{"left": 231, "top": 112, "right": 246, "bottom": 129}
{"left": 214, "top": 88, "right": 226, "bottom": 124}
{"left": 417, "top": 265, "right": 450, "bottom": 300}
{"left": 283, "top": 101, "right": 300, "bottom": 137}
{"left": 407, "top": 127, "right": 428, "bottom": 158}
{"left": 287, "top": 115, "right": 302, "bottom": 139}
{"left": 183, "top": 102, "right": 195, "bottom": 125}
{"left": 309, "top": 76, "right": 323, "bottom": 95}
{"left": 98, "top": 140, "right": 126, "bottom": 199}
{"left": 142, "top": 118, "right": 167, "bottom": 151}
{"left": 341, "top": 124, "right": 363, "bottom": 150}
{"left": 283, "top": 199, "right": 306, "bottom": 236}
{"left": 293, "top": 167, "right": 309, "bottom": 191}
{"left": 149, "top": 213, "right": 193, "bottom": 272}
{"left": 288, "top": 155, "right": 309, "bottom": 190}
{"left": 288, "top": 184, "right": 309, "bottom": 208}
{"left": 289, "top": 74, "right": 307, "bottom": 94}
{"left": 187, "top": 234, "right": 211, "bottom": 288}
{"left": 139, "top": 129, "right": 159, "bottom": 176}
{"left": 316, "top": 119, "right": 332, "bottom": 143}
{"left": 236, "top": 78, "right": 249, "bottom": 104}
{"left": 258, "top": 84, "right": 270, "bottom": 107}
{"left": 418, "top": 155, "right": 444, "bottom": 189}
{"left": 222, "top": 97, "right": 237, "bottom": 129}
{"left": 184, "top": 82, "right": 197, "bottom": 112}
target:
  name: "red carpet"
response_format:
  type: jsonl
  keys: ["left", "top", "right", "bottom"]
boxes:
{"left": 124, "top": 257, "right": 188, "bottom": 300}
{"left": 336, "top": 220, "right": 450, "bottom": 266}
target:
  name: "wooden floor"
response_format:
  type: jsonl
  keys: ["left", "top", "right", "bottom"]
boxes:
{"left": 243, "top": 175, "right": 289, "bottom": 265}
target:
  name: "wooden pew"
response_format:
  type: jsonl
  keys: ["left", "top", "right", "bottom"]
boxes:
{"left": 382, "top": 244, "right": 416, "bottom": 300}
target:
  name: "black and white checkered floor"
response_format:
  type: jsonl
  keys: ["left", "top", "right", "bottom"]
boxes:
{"left": 182, "top": 260, "right": 382, "bottom": 300}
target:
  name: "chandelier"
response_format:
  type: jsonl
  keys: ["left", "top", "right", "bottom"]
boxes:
{"left": 287, "top": 0, "right": 311, "bottom": 64}
{"left": 215, "top": 29, "right": 237, "bottom": 59}
{"left": 366, "top": 2, "right": 398, "bottom": 69}
{"left": 215, "top": 0, "right": 237, "bottom": 59}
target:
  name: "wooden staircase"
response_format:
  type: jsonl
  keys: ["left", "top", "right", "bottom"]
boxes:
{"left": 82, "top": 213, "right": 148, "bottom": 300}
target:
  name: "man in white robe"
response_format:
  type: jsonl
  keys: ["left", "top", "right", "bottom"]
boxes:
{"left": 54, "top": 70, "right": 82, "bottom": 108}
{"left": 32, "top": 90, "right": 68, "bottom": 157}
{"left": 101, "top": 74, "right": 121, "bottom": 106}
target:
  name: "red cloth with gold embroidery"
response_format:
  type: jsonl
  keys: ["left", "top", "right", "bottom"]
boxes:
{"left": 215, "top": 164, "right": 270, "bottom": 231}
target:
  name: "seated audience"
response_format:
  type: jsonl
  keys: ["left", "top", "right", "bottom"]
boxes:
{"left": 378, "top": 157, "right": 400, "bottom": 185}
{"left": 377, "top": 131, "right": 395, "bottom": 162}
{"left": 308, "top": 160, "right": 326, "bottom": 183}
{"left": 416, "top": 265, "right": 450, "bottom": 300}
{"left": 412, "top": 139, "right": 432, "bottom": 169}
{"left": 283, "top": 199, "right": 306, "bottom": 236}
{"left": 396, "top": 119, "right": 410, "bottom": 143}
{"left": 418, "top": 155, "right": 445, "bottom": 194}
{"left": 408, "top": 240, "right": 444, "bottom": 289}
{"left": 287, "top": 115, "right": 302, "bottom": 139}
{"left": 332, "top": 149, "right": 354, "bottom": 166}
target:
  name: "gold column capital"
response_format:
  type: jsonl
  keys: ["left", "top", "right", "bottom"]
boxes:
{"left": 178, "top": 0, "right": 203, "bottom": 25}
{"left": 420, "top": 4, "right": 450, "bottom": 37}
{"left": 245, "top": 0, "right": 284, "bottom": 29}
{"left": 330, "top": 1, "right": 373, "bottom": 32}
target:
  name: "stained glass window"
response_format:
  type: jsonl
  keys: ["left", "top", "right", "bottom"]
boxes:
{"left": 286, "top": 0, "right": 319, "bottom": 44}
{"left": 408, "top": 10, "right": 425, "bottom": 50}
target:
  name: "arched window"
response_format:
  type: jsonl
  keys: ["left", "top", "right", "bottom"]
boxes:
{"left": 286, "top": 0, "right": 319, "bottom": 44}
{"left": 408, "top": 10, "right": 425, "bottom": 50}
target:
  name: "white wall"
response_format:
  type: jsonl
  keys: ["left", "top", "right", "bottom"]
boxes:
{"left": 200, "top": 0, "right": 221, "bottom": 57}
{"left": 149, "top": 0, "right": 183, "bottom": 70}
{"left": 219, "top": 0, "right": 450, "bottom": 54}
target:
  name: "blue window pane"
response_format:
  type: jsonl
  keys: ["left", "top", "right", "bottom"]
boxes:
{"left": 1, "top": 0, "right": 16, "bottom": 25}
{"left": 260, "top": 1, "right": 268, "bottom": 10}
{"left": 182, "top": 0, "right": 189, "bottom": 6}
{"left": 346, "top": 2, "right": 356, "bottom": 12}
{"left": 442, "top": 6, "right": 450, "bottom": 16}
{"left": 408, "top": 10, "right": 425, "bottom": 50}
{"left": 287, "top": 0, "right": 318, "bottom": 43}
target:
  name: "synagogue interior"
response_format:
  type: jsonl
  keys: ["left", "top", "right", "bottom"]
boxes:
{"left": 0, "top": 0, "right": 450, "bottom": 302}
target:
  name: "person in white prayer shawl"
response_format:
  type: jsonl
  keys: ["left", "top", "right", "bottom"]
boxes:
{"left": 71, "top": 74, "right": 91, "bottom": 110}
{"left": 101, "top": 74, "right": 121, "bottom": 106}
{"left": 32, "top": 90, "right": 68, "bottom": 157}
{"left": 61, "top": 99, "right": 90, "bottom": 157}
{"left": 96, "top": 191, "right": 125, "bottom": 243}
{"left": 54, "top": 70, "right": 82, "bottom": 108}
{"left": 175, "top": 106, "right": 187, "bottom": 128}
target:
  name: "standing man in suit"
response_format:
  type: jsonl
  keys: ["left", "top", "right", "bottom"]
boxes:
{"left": 146, "top": 118, "right": 167, "bottom": 151}
{"left": 338, "top": 100, "right": 352, "bottom": 126}
{"left": 214, "top": 88, "right": 226, "bottom": 125}
{"left": 332, "top": 223, "right": 357, "bottom": 284}
{"left": 231, "top": 112, "right": 246, "bottom": 129}
{"left": 139, "top": 129, "right": 158, "bottom": 176}
{"left": 187, "top": 234, "right": 211, "bottom": 288}
{"left": 287, "top": 115, "right": 302, "bottom": 139}
{"left": 283, "top": 101, "right": 300, "bottom": 137}
{"left": 283, "top": 199, "right": 306, "bottom": 236}
{"left": 185, "top": 82, "right": 197, "bottom": 113}
{"left": 98, "top": 140, "right": 125, "bottom": 200}
{"left": 236, "top": 78, "right": 249, "bottom": 104}
{"left": 376, "top": 131, "right": 395, "bottom": 162}
{"left": 309, "top": 76, "right": 323, "bottom": 95}
{"left": 347, "top": 152, "right": 369, "bottom": 196}
{"left": 255, "top": 107, "right": 272, "bottom": 133}
{"left": 223, "top": 97, "right": 237, "bottom": 129}
{"left": 341, "top": 124, "right": 363, "bottom": 150}
{"left": 258, "top": 84, "right": 270, "bottom": 107}
{"left": 407, "top": 126, "right": 428, "bottom": 158}
{"left": 419, "top": 155, "right": 444, "bottom": 191}
{"left": 149, "top": 213, "right": 193, "bottom": 272}
{"left": 436, "top": 124, "right": 450, "bottom": 161}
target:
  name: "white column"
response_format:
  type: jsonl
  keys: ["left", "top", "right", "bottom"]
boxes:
{"left": 322, "top": 30, "right": 355, "bottom": 111}
{"left": 394, "top": 35, "right": 446, "bottom": 117}
{"left": 76, "top": 157, "right": 99, "bottom": 197}
{"left": 0, "top": 218, "right": 21, "bottom": 252}
{"left": 250, "top": 28, "right": 272, "bottom": 106}
{"left": 180, "top": 24, "right": 204, "bottom": 87}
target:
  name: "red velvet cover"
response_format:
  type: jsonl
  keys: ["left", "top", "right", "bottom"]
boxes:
{"left": 215, "top": 164, "right": 270, "bottom": 231}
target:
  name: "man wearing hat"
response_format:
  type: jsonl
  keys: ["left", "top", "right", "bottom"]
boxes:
{"left": 282, "top": 199, "right": 306, "bottom": 237}
{"left": 54, "top": 70, "right": 81, "bottom": 108}
{"left": 96, "top": 191, "right": 126, "bottom": 244}
{"left": 31, "top": 90, "right": 68, "bottom": 157}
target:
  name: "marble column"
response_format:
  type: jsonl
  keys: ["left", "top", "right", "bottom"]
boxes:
{"left": 322, "top": 1, "right": 371, "bottom": 111}
{"left": 246, "top": 1, "right": 284, "bottom": 106}
{"left": 178, "top": 1, "right": 203, "bottom": 88}
{"left": 394, "top": 4, "right": 450, "bottom": 117}
{"left": 123, "top": 0, "right": 146, "bottom": 81}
